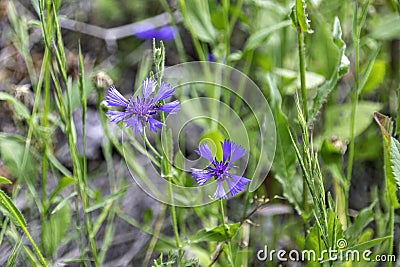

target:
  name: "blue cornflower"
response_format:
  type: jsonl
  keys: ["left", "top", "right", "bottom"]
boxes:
{"left": 191, "top": 140, "right": 251, "bottom": 199}
{"left": 105, "top": 78, "right": 180, "bottom": 134}
{"left": 136, "top": 25, "right": 176, "bottom": 41}
{"left": 206, "top": 52, "right": 215, "bottom": 62}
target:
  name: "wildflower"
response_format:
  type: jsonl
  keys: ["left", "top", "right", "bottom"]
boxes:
{"left": 105, "top": 78, "right": 180, "bottom": 134}
{"left": 191, "top": 140, "right": 251, "bottom": 199}
{"left": 135, "top": 24, "right": 176, "bottom": 41}
{"left": 206, "top": 52, "right": 215, "bottom": 62}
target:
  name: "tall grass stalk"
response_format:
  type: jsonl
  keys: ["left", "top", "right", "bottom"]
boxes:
{"left": 178, "top": 0, "right": 206, "bottom": 61}
{"left": 346, "top": 0, "right": 369, "bottom": 225}
{"left": 153, "top": 40, "right": 182, "bottom": 260}
{"left": 37, "top": 1, "right": 99, "bottom": 264}
{"left": 297, "top": 30, "right": 308, "bottom": 124}
{"left": 158, "top": 0, "right": 187, "bottom": 63}
{"left": 295, "top": 5, "right": 310, "bottom": 223}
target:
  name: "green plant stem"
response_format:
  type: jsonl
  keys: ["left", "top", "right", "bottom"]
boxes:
{"left": 179, "top": 0, "right": 206, "bottom": 60}
{"left": 40, "top": 51, "right": 50, "bottom": 253}
{"left": 158, "top": 0, "right": 187, "bottom": 62}
{"left": 298, "top": 30, "right": 308, "bottom": 123}
{"left": 22, "top": 228, "right": 47, "bottom": 267}
{"left": 160, "top": 96, "right": 182, "bottom": 258}
{"left": 222, "top": 0, "right": 230, "bottom": 64}
{"left": 219, "top": 199, "right": 234, "bottom": 266}
{"left": 346, "top": 43, "right": 359, "bottom": 182}
{"left": 142, "top": 203, "right": 167, "bottom": 267}
{"left": 346, "top": 3, "right": 362, "bottom": 227}
{"left": 143, "top": 131, "right": 162, "bottom": 158}
{"left": 297, "top": 29, "right": 309, "bottom": 219}
{"left": 168, "top": 177, "right": 182, "bottom": 249}
{"left": 78, "top": 47, "right": 94, "bottom": 266}
{"left": 386, "top": 206, "right": 394, "bottom": 267}
{"left": 39, "top": 1, "right": 98, "bottom": 264}
{"left": 153, "top": 40, "right": 182, "bottom": 261}
{"left": 396, "top": 86, "right": 400, "bottom": 136}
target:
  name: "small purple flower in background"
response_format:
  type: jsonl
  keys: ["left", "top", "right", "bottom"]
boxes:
{"left": 135, "top": 24, "right": 176, "bottom": 41}
{"left": 105, "top": 78, "right": 180, "bottom": 134}
{"left": 191, "top": 140, "right": 251, "bottom": 199}
{"left": 206, "top": 52, "right": 215, "bottom": 62}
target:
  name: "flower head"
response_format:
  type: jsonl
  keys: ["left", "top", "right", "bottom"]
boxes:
{"left": 135, "top": 24, "right": 176, "bottom": 41}
{"left": 191, "top": 140, "right": 251, "bottom": 199}
{"left": 105, "top": 78, "right": 180, "bottom": 134}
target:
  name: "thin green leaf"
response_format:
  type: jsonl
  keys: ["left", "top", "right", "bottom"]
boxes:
{"left": 310, "top": 17, "right": 349, "bottom": 121}
{"left": 370, "top": 15, "right": 400, "bottom": 40}
{"left": 46, "top": 149, "right": 73, "bottom": 177}
{"left": 43, "top": 203, "right": 71, "bottom": 256}
{"left": 332, "top": 17, "right": 345, "bottom": 48}
{"left": 190, "top": 223, "right": 240, "bottom": 243}
{"left": 358, "top": 45, "right": 381, "bottom": 94}
{"left": 291, "top": 0, "right": 313, "bottom": 33}
{"left": 6, "top": 239, "right": 22, "bottom": 267}
{"left": 342, "top": 236, "right": 392, "bottom": 252}
{"left": 389, "top": 137, "right": 400, "bottom": 189}
{"left": 344, "top": 201, "right": 376, "bottom": 243}
{"left": 244, "top": 20, "right": 292, "bottom": 51}
{"left": 0, "top": 190, "right": 27, "bottom": 229}
{"left": 267, "top": 75, "right": 300, "bottom": 213}
{"left": 0, "top": 176, "right": 12, "bottom": 185}
{"left": 51, "top": 192, "right": 77, "bottom": 215}
{"left": 374, "top": 112, "right": 400, "bottom": 208}
{"left": 0, "top": 92, "right": 31, "bottom": 120}
{"left": 49, "top": 176, "right": 76, "bottom": 203}
{"left": 85, "top": 187, "right": 128, "bottom": 213}
{"left": 323, "top": 101, "right": 382, "bottom": 140}
{"left": 182, "top": 1, "right": 217, "bottom": 43}
{"left": 361, "top": 59, "right": 386, "bottom": 94}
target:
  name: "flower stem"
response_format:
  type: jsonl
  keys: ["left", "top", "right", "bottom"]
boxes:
{"left": 219, "top": 199, "right": 234, "bottom": 266}
{"left": 142, "top": 130, "right": 162, "bottom": 158}
{"left": 178, "top": 0, "right": 206, "bottom": 60}
{"left": 168, "top": 176, "right": 181, "bottom": 249}
{"left": 153, "top": 40, "right": 183, "bottom": 260}
{"left": 297, "top": 27, "right": 309, "bottom": 220}
{"left": 346, "top": 1, "right": 368, "bottom": 227}
{"left": 298, "top": 30, "right": 308, "bottom": 123}
{"left": 387, "top": 206, "right": 394, "bottom": 267}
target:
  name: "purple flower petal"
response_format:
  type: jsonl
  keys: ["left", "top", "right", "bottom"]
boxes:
{"left": 136, "top": 25, "right": 176, "bottom": 41}
{"left": 221, "top": 140, "right": 232, "bottom": 163}
{"left": 157, "top": 100, "right": 180, "bottom": 114}
{"left": 106, "top": 86, "right": 129, "bottom": 107}
{"left": 106, "top": 110, "right": 127, "bottom": 123}
{"left": 142, "top": 78, "right": 157, "bottom": 99}
{"left": 213, "top": 181, "right": 228, "bottom": 199}
{"left": 152, "top": 82, "right": 174, "bottom": 103}
{"left": 191, "top": 139, "right": 249, "bottom": 199}
{"left": 226, "top": 174, "right": 251, "bottom": 197}
{"left": 147, "top": 117, "right": 163, "bottom": 133}
{"left": 125, "top": 116, "right": 143, "bottom": 135}
{"left": 191, "top": 168, "right": 213, "bottom": 185}
{"left": 195, "top": 143, "right": 214, "bottom": 162}
{"left": 230, "top": 142, "right": 246, "bottom": 162}
{"left": 207, "top": 53, "right": 215, "bottom": 62}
